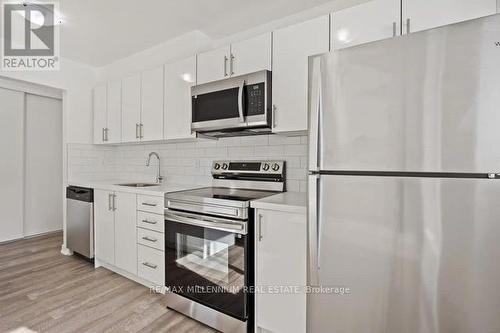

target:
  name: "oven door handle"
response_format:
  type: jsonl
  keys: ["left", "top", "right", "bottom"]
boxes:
{"left": 165, "top": 210, "right": 247, "bottom": 235}
{"left": 237, "top": 80, "right": 245, "bottom": 123}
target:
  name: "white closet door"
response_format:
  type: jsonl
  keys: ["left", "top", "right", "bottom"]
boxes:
{"left": 0, "top": 88, "right": 24, "bottom": 242}
{"left": 24, "top": 94, "right": 63, "bottom": 237}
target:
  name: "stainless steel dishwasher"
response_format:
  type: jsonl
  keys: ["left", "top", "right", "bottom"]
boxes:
{"left": 66, "top": 186, "right": 94, "bottom": 259}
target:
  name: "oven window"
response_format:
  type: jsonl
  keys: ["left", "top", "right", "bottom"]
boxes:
{"left": 165, "top": 220, "right": 248, "bottom": 320}
{"left": 192, "top": 87, "right": 245, "bottom": 122}
{"left": 175, "top": 232, "right": 235, "bottom": 288}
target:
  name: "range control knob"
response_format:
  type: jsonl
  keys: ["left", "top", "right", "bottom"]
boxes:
{"left": 214, "top": 163, "right": 221, "bottom": 170}
{"left": 262, "top": 163, "right": 270, "bottom": 171}
{"left": 222, "top": 163, "right": 229, "bottom": 170}
{"left": 272, "top": 163, "right": 280, "bottom": 171}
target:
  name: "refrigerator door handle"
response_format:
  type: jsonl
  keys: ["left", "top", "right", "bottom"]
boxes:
{"left": 308, "top": 56, "right": 322, "bottom": 172}
{"left": 308, "top": 174, "right": 320, "bottom": 286}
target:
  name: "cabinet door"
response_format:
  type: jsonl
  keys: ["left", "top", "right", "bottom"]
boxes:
{"left": 255, "top": 209, "right": 306, "bottom": 333}
{"left": 114, "top": 192, "right": 137, "bottom": 275}
{"left": 106, "top": 80, "right": 122, "bottom": 143}
{"left": 197, "top": 45, "right": 231, "bottom": 84}
{"left": 93, "top": 84, "right": 107, "bottom": 144}
{"left": 332, "top": 0, "right": 401, "bottom": 50}
{"left": 403, "top": 0, "right": 497, "bottom": 34}
{"left": 94, "top": 190, "right": 115, "bottom": 264}
{"left": 272, "top": 15, "right": 330, "bottom": 133}
{"left": 121, "top": 74, "right": 142, "bottom": 142}
{"left": 141, "top": 67, "right": 164, "bottom": 141}
{"left": 230, "top": 32, "right": 272, "bottom": 77}
{"left": 164, "top": 56, "right": 196, "bottom": 140}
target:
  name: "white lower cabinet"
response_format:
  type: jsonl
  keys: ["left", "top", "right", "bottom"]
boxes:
{"left": 138, "top": 244, "right": 165, "bottom": 286}
{"left": 255, "top": 209, "right": 307, "bottom": 333}
{"left": 95, "top": 190, "right": 137, "bottom": 274}
{"left": 114, "top": 192, "right": 137, "bottom": 275}
{"left": 94, "top": 190, "right": 115, "bottom": 264}
{"left": 94, "top": 190, "right": 165, "bottom": 287}
{"left": 137, "top": 227, "right": 164, "bottom": 251}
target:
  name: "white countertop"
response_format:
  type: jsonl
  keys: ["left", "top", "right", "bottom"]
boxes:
{"left": 251, "top": 192, "right": 307, "bottom": 214}
{"left": 67, "top": 180, "right": 197, "bottom": 197}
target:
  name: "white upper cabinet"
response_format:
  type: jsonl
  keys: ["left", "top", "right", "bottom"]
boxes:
{"left": 402, "top": 0, "right": 497, "bottom": 34}
{"left": 164, "top": 56, "right": 196, "bottom": 140}
{"left": 106, "top": 80, "right": 122, "bottom": 143}
{"left": 332, "top": 0, "right": 401, "bottom": 50}
{"left": 197, "top": 46, "right": 231, "bottom": 84}
{"left": 197, "top": 33, "right": 272, "bottom": 84}
{"left": 230, "top": 32, "right": 272, "bottom": 77}
{"left": 93, "top": 84, "right": 107, "bottom": 144}
{"left": 272, "top": 15, "right": 330, "bottom": 133}
{"left": 121, "top": 73, "right": 142, "bottom": 143}
{"left": 141, "top": 66, "right": 164, "bottom": 141}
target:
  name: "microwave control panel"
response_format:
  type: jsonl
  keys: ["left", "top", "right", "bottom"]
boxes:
{"left": 246, "top": 83, "right": 265, "bottom": 116}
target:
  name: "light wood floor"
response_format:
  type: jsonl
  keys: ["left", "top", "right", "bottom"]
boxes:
{"left": 0, "top": 232, "right": 216, "bottom": 333}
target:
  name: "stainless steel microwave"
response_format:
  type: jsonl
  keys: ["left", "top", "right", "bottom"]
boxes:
{"left": 191, "top": 70, "right": 272, "bottom": 137}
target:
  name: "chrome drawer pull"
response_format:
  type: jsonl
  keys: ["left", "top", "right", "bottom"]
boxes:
{"left": 142, "top": 202, "right": 157, "bottom": 207}
{"left": 142, "top": 262, "right": 157, "bottom": 269}
{"left": 142, "top": 219, "right": 157, "bottom": 225}
{"left": 142, "top": 236, "right": 157, "bottom": 242}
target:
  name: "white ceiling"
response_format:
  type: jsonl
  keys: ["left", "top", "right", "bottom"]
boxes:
{"left": 59, "top": 0, "right": 349, "bottom": 67}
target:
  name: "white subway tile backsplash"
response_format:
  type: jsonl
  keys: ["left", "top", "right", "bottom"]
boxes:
{"left": 68, "top": 134, "right": 309, "bottom": 192}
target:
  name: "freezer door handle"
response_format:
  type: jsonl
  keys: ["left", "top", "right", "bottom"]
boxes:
{"left": 308, "top": 56, "right": 322, "bottom": 171}
{"left": 308, "top": 174, "right": 320, "bottom": 285}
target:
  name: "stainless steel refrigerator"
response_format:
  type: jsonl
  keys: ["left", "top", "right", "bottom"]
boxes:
{"left": 307, "top": 14, "right": 500, "bottom": 333}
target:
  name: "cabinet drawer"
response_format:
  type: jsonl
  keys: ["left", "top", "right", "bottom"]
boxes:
{"left": 138, "top": 244, "right": 164, "bottom": 286}
{"left": 137, "top": 227, "right": 164, "bottom": 251}
{"left": 137, "top": 194, "right": 164, "bottom": 214}
{"left": 137, "top": 211, "right": 164, "bottom": 233}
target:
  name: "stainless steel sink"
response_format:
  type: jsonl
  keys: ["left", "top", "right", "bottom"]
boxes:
{"left": 116, "top": 183, "right": 159, "bottom": 188}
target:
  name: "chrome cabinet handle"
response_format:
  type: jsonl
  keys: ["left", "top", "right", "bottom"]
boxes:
{"left": 393, "top": 22, "right": 397, "bottom": 37}
{"left": 142, "top": 236, "right": 157, "bottom": 242}
{"left": 272, "top": 105, "right": 277, "bottom": 128}
{"left": 102, "top": 128, "right": 105, "bottom": 142}
{"left": 142, "top": 262, "right": 157, "bottom": 269}
{"left": 142, "top": 219, "right": 157, "bottom": 225}
{"left": 224, "top": 56, "right": 228, "bottom": 77}
{"left": 112, "top": 194, "right": 116, "bottom": 211}
{"left": 105, "top": 128, "right": 109, "bottom": 142}
{"left": 237, "top": 80, "right": 245, "bottom": 123}
{"left": 258, "top": 214, "right": 263, "bottom": 241}
{"left": 406, "top": 18, "right": 411, "bottom": 34}
{"left": 108, "top": 194, "right": 112, "bottom": 211}
{"left": 135, "top": 123, "right": 139, "bottom": 139}
{"left": 230, "top": 54, "right": 235, "bottom": 76}
{"left": 142, "top": 202, "right": 157, "bottom": 207}
{"left": 140, "top": 123, "right": 144, "bottom": 139}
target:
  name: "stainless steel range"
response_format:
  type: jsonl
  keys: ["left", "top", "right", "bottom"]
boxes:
{"left": 164, "top": 160, "right": 285, "bottom": 333}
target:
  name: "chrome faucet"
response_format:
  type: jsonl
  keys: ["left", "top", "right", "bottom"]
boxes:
{"left": 146, "top": 152, "right": 163, "bottom": 184}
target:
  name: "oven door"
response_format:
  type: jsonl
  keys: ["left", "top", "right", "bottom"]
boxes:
{"left": 164, "top": 210, "right": 250, "bottom": 320}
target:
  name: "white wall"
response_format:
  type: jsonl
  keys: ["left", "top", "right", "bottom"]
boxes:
{"left": 0, "top": 57, "right": 97, "bottom": 144}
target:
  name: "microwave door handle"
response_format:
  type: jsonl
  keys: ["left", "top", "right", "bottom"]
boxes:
{"left": 238, "top": 80, "right": 245, "bottom": 123}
